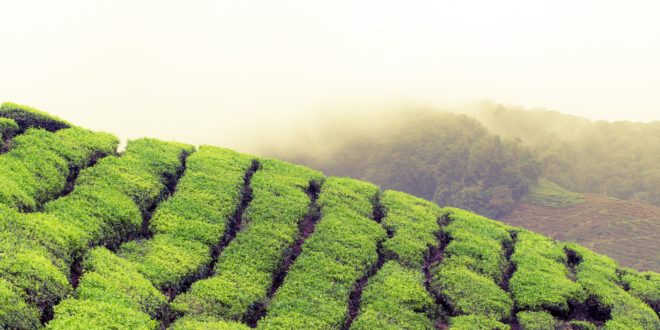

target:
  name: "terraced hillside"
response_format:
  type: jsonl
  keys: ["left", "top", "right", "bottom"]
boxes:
{"left": 0, "top": 103, "right": 658, "bottom": 330}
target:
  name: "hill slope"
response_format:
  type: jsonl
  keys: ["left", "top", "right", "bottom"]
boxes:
{"left": 0, "top": 103, "right": 658, "bottom": 330}
{"left": 502, "top": 193, "right": 660, "bottom": 273}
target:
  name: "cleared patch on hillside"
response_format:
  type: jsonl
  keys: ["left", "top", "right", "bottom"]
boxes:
{"left": 523, "top": 178, "right": 585, "bottom": 208}
{"left": 501, "top": 194, "right": 660, "bottom": 272}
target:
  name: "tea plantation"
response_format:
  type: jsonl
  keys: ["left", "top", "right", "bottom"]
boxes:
{"left": 0, "top": 103, "right": 658, "bottom": 329}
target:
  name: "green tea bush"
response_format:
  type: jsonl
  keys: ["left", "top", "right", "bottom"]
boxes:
{"left": 46, "top": 299, "right": 157, "bottom": 330}
{"left": 258, "top": 177, "right": 387, "bottom": 329}
{"left": 448, "top": 315, "right": 510, "bottom": 329}
{"left": 173, "top": 159, "right": 322, "bottom": 320}
{"left": 619, "top": 267, "right": 659, "bottom": 313}
{"left": 74, "top": 247, "right": 167, "bottom": 317}
{"left": 432, "top": 265, "right": 513, "bottom": 320}
{"left": 119, "top": 235, "right": 212, "bottom": 292}
{"left": 517, "top": 311, "right": 555, "bottom": 330}
{"left": 0, "top": 278, "right": 41, "bottom": 329}
{"left": 0, "top": 232, "right": 71, "bottom": 316}
{"left": 566, "top": 243, "right": 660, "bottom": 329}
{"left": 351, "top": 261, "right": 435, "bottom": 330}
{"left": 569, "top": 320, "right": 598, "bottom": 330}
{"left": 380, "top": 190, "right": 442, "bottom": 268}
{"left": 123, "top": 146, "right": 253, "bottom": 293}
{"left": 170, "top": 316, "right": 251, "bottom": 330}
{"left": 0, "top": 102, "right": 71, "bottom": 132}
{"left": 150, "top": 146, "right": 252, "bottom": 247}
{"left": 0, "top": 128, "right": 118, "bottom": 211}
{"left": 0, "top": 117, "right": 18, "bottom": 150}
{"left": 45, "top": 138, "right": 191, "bottom": 247}
{"left": 441, "top": 208, "right": 512, "bottom": 283}
{"left": 429, "top": 208, "right": 513, "bottom": 322}
{"left": 509, "top": 231, "right": 586, "bottom": 314}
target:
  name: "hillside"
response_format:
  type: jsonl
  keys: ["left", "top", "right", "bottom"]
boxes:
{"left": 502, "top": 193, "right": 660, "bottom": 273}
{"left": 0, "top": 103, "right": 658, "bottom": 330}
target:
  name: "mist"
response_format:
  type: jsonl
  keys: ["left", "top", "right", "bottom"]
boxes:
{"left": 2, "top": 0, "right": 660, "bottom": 153}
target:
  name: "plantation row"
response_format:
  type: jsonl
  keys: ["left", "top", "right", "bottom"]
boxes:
{"left": 0, "top": 104, "right": 659, "bottom": 329}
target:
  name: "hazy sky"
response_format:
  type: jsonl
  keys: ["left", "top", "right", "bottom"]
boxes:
{"left": 1, "top": 1, "right": 659, "bottom": 149}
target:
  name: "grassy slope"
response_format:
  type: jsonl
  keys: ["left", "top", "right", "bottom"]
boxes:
{"left": 502, "top": 193, "right": 660, "bottom": 272}
{"left": 1, "top": 105, "right": 658, "bottom": 329}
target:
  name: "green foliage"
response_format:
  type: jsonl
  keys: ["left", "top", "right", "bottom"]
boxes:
{"left": 523, "top": 177, "right": 584, "bottom": 207}
{"left": 442, "top": 208, "right": 512, "bottom": 283}
{"left": 619, "top": 268, "right": 660, "bottom": 313}
{"left": 275, "top": 110, "right": 541, "bottom": 218}
{"left": 0, "top": 117, "right": 18, "bottom": 136}
{"left": 259, "top": 177, "right": 387, "bottom": 329}
{"left": 0, "top": 278, "right": 40, "bottom": 329}
{"left": 119, "top": 235, "right": 211, "bottom": 292}
{"left": 170, "top": 316, "right": 251, "bottom": 330}
{"left": 429, "top": 209, "right": 513, "bottom": 322}
{"left": 0, "top": 117, "right": 18, "bottom": 150}
{"left": 46, "top": 299, "right": 158, "bottom": 330}
{"left": 476, "top": 105, "right": 660, "bottom": 207}
{"left": 75, "top": 247, "right": 167, "bottom": 317}
{"left": 433, "top": 265, "right": 513, "bottom": 320}
{"left": 45, "top": 137, "right": 190, "bottom": 247}
{"left": 569, "top": 320, "right": 598, "bottom": 330}
{"left": 509, "top": 231, "right": 586, "bottom": 313}
{"left": 0, "top": 127, "right": 118, "bottom": 211}
{"left": 121, "top": 146, "right": 253, "bottom": 295}
{"left": 566, "top": 243, "right": 660, "bottom": 329}
{"left": 0, "top": 102, "right": 71, "bottom": 132}
{"left": 150, "top": 146, "right": 252, "bottom": 247}
{"left": 517, "top": 311, "right": 555, "bottom": 330}
{"left": 351, "top": 261, "right": 435, "bottom": 330}
{"left": 380, "top": 190, "right": 442, "bottom": 268}
{"left": 0, "top": 232, "right": 72, "bottom": 315}
{"left": 448, "top": 315, "right": 510, "bottom": 329}
{"left": 173, "top": 159, "right": 322, "bottom": 320}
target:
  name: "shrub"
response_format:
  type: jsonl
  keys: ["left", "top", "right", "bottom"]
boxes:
{"left": 173, "top": 159, "right": 322, "bottom": 320}
{"left": 120, "top": 146, "right": 253, "bottom": 295}
{"left": 509, "top": 231, "right": 586, "bottom": 314}
{"left": 442, "top": 208, "right": 512, "bottom": 283}
{"left": 449, "top": 315, "right": 510, "bottom": 329}
{"left": 0, "top": 232, "right": 72, "bottom": 315}
{"left": 0, "top": 117, "right": 18, "bottom": 150}
{"left": 569, "top": 320, "right": 598, "bottom": 330}
{"left": 351, "top": 261, "right": 435, "bottom": 330}
{"left": 380, "top": 190, "right": 442, "bottom": 268}
{"left": 619, "top": 267, "right": 659, "bottom": 313}
{"left": 517, "top": 311, "right": 555, "bottom": 330}
{"left": 75, "top": 247, "right": 167, "bottom": 317}
{"left": 46, "top": 299, "right": 158, "bottom": 330}
{"left": 0, "top": 127, "right": 118, "bottom": 211}
{"left": 0, "top": 102, "right": 71, "bottom": 132}
{"left": 170, "top": 316, "right": 251, "bottom": 330}
{"left": 566, "top": 243, "right": 660, "bottom": 329}
{"left": 0, "top": 278, "right": 41, "bottom": 329}
{"left": 432, "top": 265, "right": 513, "bottom": 320}
{"left": 258, "top": 177, "right": 387, "bottom": 328}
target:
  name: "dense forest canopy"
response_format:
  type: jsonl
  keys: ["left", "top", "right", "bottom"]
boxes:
{"left": 281, "top": 111, "right": 541, "bottom": 218}
{"left": 263, "top": 104, "right": 660, "bottom": 216}
{"left": 476, "top": 105, "right": 660, "bottom": 206}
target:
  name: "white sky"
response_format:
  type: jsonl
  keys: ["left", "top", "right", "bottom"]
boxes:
{"left": 1, "top": 0, "right": 659, "bottom": 149}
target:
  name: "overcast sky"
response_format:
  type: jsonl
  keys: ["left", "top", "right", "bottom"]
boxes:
{"left": 1, "top": 0, "right": 659, "bottom": 149}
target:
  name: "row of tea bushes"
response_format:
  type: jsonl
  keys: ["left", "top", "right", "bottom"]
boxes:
{"left": 172, "top": 159, "right": 322, "bottom": 321}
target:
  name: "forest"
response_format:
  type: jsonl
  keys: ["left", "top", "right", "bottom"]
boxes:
{"left": 268, "top": 104, "right": 660, "bottom": 217}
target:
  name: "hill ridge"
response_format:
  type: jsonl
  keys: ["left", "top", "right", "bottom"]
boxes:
{"left": 0, "top": 104, "right": 658, "bottom": 330}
